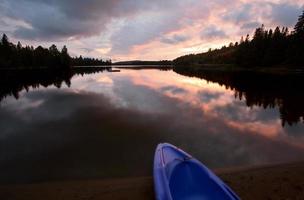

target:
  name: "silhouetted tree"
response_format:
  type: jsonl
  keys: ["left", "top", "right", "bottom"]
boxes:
{"left": 294, "top": 10, "right": 304, "bottom": 34}
{"left": 60, "top": 45, "right": 70, "bottom": 68}
{"left": 0, "top": 34, "right": 112, "bottom": 69}
{"left": 174, "top": 9, "right": 304, "bottom": 68}
{"left": 291, "top": 11, "right": 304, "bottom": 64}
{"left": 71, "top": 55, "right": 111, "bottom": 66}
{"left": 0, "top": 34, "right": 12, "bottom": 68}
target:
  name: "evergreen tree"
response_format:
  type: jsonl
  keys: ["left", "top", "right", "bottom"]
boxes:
{"left": 294, "top": 10, "right": 304, "bottom": 35}
{"left": 61, "top": 45, "right": 71, "bottom": 68}
{"left": 0, "top": 34, "right": 111, "bottom": 69}
{"left": 175, "top": 9, "right": 304, "bottom": 68}
{"left": 17, "top": 42, "right": 22, "bottom": 51}
{"left": 0, "top": 34, "right": 12, "bottom": 67}
{"left": 1, "top": 34, "right": 9, "bottom": 47}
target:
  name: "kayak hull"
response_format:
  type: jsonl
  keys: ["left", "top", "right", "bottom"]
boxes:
{"left": 153, "top": 143, "right": 240, "bottom": 200}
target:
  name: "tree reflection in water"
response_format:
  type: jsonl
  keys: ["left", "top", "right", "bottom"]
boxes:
{"left": 174, "top": 68, "right": 304, "bottom": 127}
{"left": 0, "top": 67, "right": 111, "bottom": 102}
{"left": 1, "top": 67, "right": 304, "bottom": 127}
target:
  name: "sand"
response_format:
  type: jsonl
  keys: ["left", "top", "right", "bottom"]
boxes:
{"left": 1, "top": 162, "right": 304, "bottom": 200}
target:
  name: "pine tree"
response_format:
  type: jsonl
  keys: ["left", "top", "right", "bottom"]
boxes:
{"left": 0, "top": 34, "right": 12, "bottom": 67}
{"left": 294, "top": 10, "right": 304, "bottom": 34}
{"left": 1, "top": 34, "right": 9, "bottom": 46}
{"left": 61, "top": 45, "right": 71, "bottom": 68}
{"left": 17, "top": 41, "right": 22, "bottom": 51}
{"left": 292, "top": 10, "right": 304, "bottom": 64}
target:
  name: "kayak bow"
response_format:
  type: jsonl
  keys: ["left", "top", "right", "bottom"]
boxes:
{"left": 153, "top": 143, "right": 240, "bottom": 200}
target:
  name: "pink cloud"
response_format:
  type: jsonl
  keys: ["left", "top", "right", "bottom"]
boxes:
{"left": 0, "top": 0, "right": 302, "bottom": 60}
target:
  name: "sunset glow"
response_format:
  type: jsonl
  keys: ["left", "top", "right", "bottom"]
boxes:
{"left": 0, "top": 0, "right": 303, "bottom": 60}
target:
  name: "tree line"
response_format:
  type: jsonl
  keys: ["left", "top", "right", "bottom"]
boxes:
{"left": 72, "top": 56, "right": 111, "bottom": 66}
{"left": 174, "top": 10, "right": 304, "bottom": 68}
{"left": 114, "top": 60, "right": 172, "bottom": 65}
{"left": 0, "top": 34, "right": 111, "bottom": 69}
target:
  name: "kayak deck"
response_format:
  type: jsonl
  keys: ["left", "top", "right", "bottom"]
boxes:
{"left": 154, "top": 143, "right": 240, "bottom": 200}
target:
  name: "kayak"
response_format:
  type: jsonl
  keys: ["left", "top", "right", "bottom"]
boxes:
{"left": 153, "top": 143, "right": 240, "bottom": 200}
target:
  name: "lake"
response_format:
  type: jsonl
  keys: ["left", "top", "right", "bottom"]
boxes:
{"left": 0, "top": 66, "right": 304, "bottom": 184}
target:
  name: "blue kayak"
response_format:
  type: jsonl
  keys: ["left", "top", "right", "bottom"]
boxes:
{"left": 153, "top": 143, "right": 240, "bottom": 200}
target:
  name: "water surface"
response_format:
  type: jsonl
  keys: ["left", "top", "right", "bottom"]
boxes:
{"left": 0, "top": 67, "right": 304, "bottom": 184}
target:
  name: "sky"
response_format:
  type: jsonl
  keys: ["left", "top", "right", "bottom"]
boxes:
{"left": 0, "top": 0, "right": 303, "bottom": 61}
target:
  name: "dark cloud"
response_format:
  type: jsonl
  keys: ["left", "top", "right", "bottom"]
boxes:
{"left": 211, "top": 100, "right": 279, "bottom": 123}
{"left": 222, "top": 3, "right": 253, "bottom": 24}
{"left": 269, "top": 3, "right": 302, "bottom": 27}
{"left": 0, "top": 0, "right": 303, "bottom": 57}
{"left": 160, "top": 34, "right": 189, "bottom": 44}
{"left": 79, "top": 47, "right": 95, "bottom": 53}
{"left": 109, "top": 11, "right": 181, "bottom": 54}
{"left": 284, "top": 124, "right": 304, "bottom": 139}
{"left": 160, "top": 86, "right": 187, "bottom": 94}
{"left": 1, "top": 0, "right": 113, "bottom": 40}
{"left": 201, "top": 25, "right": 227, "bottom": 39}
{"left": 241, "top": 21, "right": 261, "bottom": 30}
{"left": 0, "top": 18, "right": 8, "bottom": 28}
{"left": 111, "top": 77, "right": 183, "bottom": 113}
{"left": 222, "top": 2, "right": 302, "bottom": 29}
{"left": 0, "top": 0, "right": 181, "bottom": 41}
{"left": 198, "top": 90, "right": 222, "bottom": 103}
{"left": 0, "top": 0, "right": 208, "bottom": 54}
{"left": 108, "top": 0, "right": 204, "bottom": 54}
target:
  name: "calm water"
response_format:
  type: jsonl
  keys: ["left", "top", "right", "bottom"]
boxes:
{"left": 0, "top": 66, "right": 304, "bottom": 184}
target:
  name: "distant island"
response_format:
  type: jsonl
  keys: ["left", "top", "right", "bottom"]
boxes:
{"left": 0, "top": 34, "right": 111, "bottom": 69}
{"left": 113, "top": 60, "right": 172, "bottom": 65}
{"left": 174, "top": 10, "right": 304, "bottom": 69}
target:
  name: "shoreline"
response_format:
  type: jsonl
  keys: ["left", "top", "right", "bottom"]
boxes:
{"left": 1, "top": 161, "right": 304, "bottom": 200}
{"left": 173, "top": 64, "right": 304, "bottom": 75}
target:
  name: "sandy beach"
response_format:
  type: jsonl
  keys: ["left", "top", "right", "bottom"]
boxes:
{"left": 1, "top": 161, "right": 304, "bottom": 200}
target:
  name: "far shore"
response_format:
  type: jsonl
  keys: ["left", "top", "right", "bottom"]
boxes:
{"left": 1, "top": 161, "right": 304, "bottom": 200}
{"left": 173, "top": 63, "right": 304, "bottom": 75}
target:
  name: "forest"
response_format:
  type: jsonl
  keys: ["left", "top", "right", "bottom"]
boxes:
{"left": 0, "top": 34, "right": 111, "bottom": 69}
{"left": 174, "top": 10, "right": 304, "bottom": 68}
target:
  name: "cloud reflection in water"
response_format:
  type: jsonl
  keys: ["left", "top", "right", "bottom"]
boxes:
{"left": 0, "top": 68, "right": 303, "bottom": 184}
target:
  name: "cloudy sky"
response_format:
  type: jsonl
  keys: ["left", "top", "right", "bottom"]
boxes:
{"left": 0, "top": 0, "right": 303, "bottom": 61}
